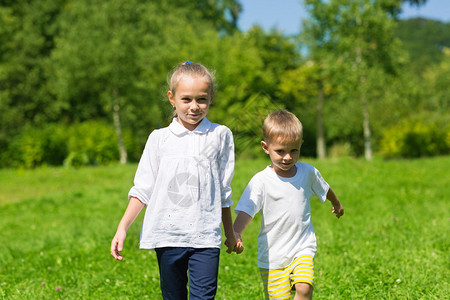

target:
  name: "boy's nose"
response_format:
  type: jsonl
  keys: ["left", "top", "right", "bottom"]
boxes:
{"left": 283, "top": 153, "right": 292, "bottom": 160}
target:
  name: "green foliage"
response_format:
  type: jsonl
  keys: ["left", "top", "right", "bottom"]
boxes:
{"left": 0, "top": 157, "right": 448, "bottom": 299}
{"left": 5, "top": 124, "right": 67, "bottom": 168}
{"left": 395, "top": 18, "right": 450, "bottom": 73}
{"left": 0, "top": 0, "right": 448, "bottom": 164}
{"left": 64, "top": 122, "right": 120, "bottom": 167}
{"left": 422, "top": 47, "right": 450, "bottom": 112}
{"left": 4, "top": 121, "right": 122, "bottom": 168}
{"left": 380, "top": 114, "right": 450, "bottom": 158}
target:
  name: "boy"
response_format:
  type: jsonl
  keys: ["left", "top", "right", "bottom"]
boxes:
{"left": 232, "top": 110, "right": 344, "bottom": 300}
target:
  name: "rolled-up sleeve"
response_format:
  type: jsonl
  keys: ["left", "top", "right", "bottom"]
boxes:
{"left": 128, "top": 131, "right": 160, "bottom": 205}
{"left": 218, "top": 127, "right": 235, "bottom": 208}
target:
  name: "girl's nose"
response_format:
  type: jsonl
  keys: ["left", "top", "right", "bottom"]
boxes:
{"left": 190, "top": 100, "right": 200, "bottom": 110}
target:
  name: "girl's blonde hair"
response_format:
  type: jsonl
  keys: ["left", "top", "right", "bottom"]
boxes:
{"left": 168, "top": 61, "right": 215, "bottom": 96}
{"left": 263, "top": 110, "right": 303, "bottom": 144}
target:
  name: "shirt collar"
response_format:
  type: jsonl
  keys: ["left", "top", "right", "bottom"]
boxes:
{"left": 169, "top": 117, "right": 212, "bottom": 135}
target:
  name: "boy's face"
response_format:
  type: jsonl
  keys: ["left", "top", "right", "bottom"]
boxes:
{"left": 261, "top": 138, "right": 303, "bottom": 177}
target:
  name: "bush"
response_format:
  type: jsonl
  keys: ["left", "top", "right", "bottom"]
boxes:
{"left": 5, "top": 121, "right": 121, "bottom": 168}
{"left": 380, "top": 115, "right": 450, "bottom": 158}
{"left": 8, "top": 131, "right": 45, "bottom": 168}
{"left": 6, "top": 124, "right": 68, "bottom": 168}
{"left": 64, "top": 121, "right": 120, "bottom": 167}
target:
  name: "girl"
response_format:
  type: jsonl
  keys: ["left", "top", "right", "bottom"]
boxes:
{"left": 110, "top": 61, "right": 239, "bottom": 299}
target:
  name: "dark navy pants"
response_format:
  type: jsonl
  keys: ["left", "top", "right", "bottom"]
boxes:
{"left": 155, "top": 247, "right": 220, "bottom": 300}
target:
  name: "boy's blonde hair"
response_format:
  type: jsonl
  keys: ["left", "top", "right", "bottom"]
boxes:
{"left": 263, "top": 110, "right": 303, "bottom": 144}
{"left": 168, "top": 61, "right": 215, "bottom": 96}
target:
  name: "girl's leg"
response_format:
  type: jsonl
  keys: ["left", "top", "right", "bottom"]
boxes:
{"left": 155, "top": 247, "right": 189, "bottom": 300}
{"left": 188, "top": 248, "right": 220, "bottom": 300}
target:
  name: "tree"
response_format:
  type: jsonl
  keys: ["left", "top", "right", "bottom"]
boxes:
{"left": 423, "top": 47, "right": 450, "bottom": 112}
{"left": 302, "top": 0, "right": 407, "bottom": 159}
{"left": 395, "top": 18, "right": 450, "bottom": 73}
{"left": 168, "top": 0, "right": 242, "bottom": 33}
{"left": 279, "top": 60, "right": 335, "bottom": 158}
{"left": 0, "top": 0, "right": 67, "bottom": 150}
{"left": 49, "top": 0, "right": 230, "bottom": 163}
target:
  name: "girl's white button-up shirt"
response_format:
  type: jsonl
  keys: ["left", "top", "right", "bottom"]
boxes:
{"left": 129, "top": 118, "right": 234, "bottom": 249}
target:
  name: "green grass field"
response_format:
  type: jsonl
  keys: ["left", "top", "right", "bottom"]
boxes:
{"left": 0, "top": 157, "right": 448, "bottom": 299}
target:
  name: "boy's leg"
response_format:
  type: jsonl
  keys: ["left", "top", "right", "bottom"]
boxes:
{"left": 260, "top": 268, "right": 292, "bottom": 299}
{"left": 155, "top": 247, "right": 189, "bottom": 300}
{"left": 293, "top": 283, "right": 313, "bottom": 300}
{"left": 291, "top": 255, "right": 314, "bottom": 300}
{"left": 187, "top": 248, "right": 220, "bottom": 300}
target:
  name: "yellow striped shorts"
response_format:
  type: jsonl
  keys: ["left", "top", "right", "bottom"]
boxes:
{"left": 259, "top": 255, "right": 314, "bottom": 300}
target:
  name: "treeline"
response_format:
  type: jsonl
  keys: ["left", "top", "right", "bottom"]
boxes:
{"left": 0, "top": 0, "right": 448, "bottom": 168}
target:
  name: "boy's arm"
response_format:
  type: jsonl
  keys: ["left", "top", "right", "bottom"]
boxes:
{"left": 111, "top": 197, "right": 145, "bottom": 260}
{"left": 327, "top": 187, "right": 344, "bottom": 218}
{"left": 233, "top": 211, "right": 253, "bottom": 250}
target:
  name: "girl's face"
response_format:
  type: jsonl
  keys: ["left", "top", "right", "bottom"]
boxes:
{"left": 168, "top": 76, "right": 213, "bottom": 131}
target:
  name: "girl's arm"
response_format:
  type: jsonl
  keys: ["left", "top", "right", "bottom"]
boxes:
{"left": 111, "top": 197, "right": 145, "bottom": 260}
{"left": 222, "top": 207, "right": 240, "bottom": 254}
{"left": 327, "top": 187, "right": 344, "bottom": 218}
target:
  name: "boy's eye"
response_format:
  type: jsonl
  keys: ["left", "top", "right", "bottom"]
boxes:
{"left": 182, "top": 97, "right": 190, "bottom": 101}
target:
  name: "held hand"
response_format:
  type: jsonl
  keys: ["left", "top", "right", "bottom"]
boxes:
{"left": 224, "top": 236, "right": 237, "bottom": 254}
{"left": 224, "top": 233, "right": 244, "bottom": 254}
{"left": 224, "top": 233, "right": 243, "bottom": 254}
{"left": 332, "top": 203, "right": 344, "bottom": 219}
{"left": 234, "top": 238, "right": 244, "bottom": 254}
{"left": 111, "top": 230, "right": 126, "bottom": 260}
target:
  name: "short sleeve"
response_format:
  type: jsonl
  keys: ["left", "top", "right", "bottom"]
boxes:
{"left": 218, "top": 127, "right": 235, "bottom": 208}
{"left": 128, "top": 130, "right": 161, "bottom": 205}
{"left": 235, "top": 176, "right": 264, "bottom": 218}
{"left": 311, "top": 167, "right": 329, "bottom": 203}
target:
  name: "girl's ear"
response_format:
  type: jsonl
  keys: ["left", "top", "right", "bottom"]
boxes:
{"left": 168, "top": 90, "right": 175, "bottom": 106}
{"left": 261, "top": 140, "right": 269, "bottom": 154}
{"left": 210, "top": 90, "right": 215, "bottom": 104}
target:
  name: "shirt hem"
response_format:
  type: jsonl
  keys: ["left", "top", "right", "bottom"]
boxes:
{"left": 257, "top": 249, "right": 317, "bottom": 270}
{"left": 139, "top": 243, "right": 222, "bottom": 250}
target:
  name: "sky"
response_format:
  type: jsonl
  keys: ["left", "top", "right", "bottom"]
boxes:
{"left": 237, "top": 0, "right": 450, "bottom": 35}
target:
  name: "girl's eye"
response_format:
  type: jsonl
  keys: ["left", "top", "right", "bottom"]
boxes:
{"left": 182, "top": 97, "right": 190, "bottom": 101}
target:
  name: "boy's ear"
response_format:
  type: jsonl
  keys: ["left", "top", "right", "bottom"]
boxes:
{"left": 261, "top": 140, "right": 269, "bottom": 154}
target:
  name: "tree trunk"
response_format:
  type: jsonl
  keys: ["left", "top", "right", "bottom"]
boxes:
{"left": 316, "top": 86, "right": 326, "bottom": 159}
{"left": 356, "top": 55, "right": 373, "bottom": 161}
{"left": 361, "top": 77, "right": 372, "bottom": 160}
{"left": 112, "top": 87, "right": 127, "bottom": 164}
{"left": 355, "top": 6, "right": 372, "bottom": 160}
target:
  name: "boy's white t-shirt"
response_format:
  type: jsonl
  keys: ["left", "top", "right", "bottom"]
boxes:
{"left": 235, "top": 162, "right": 329, "bottom": 269}
{"left": 129, "top": 118, "right": 234, "bottom": 250}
